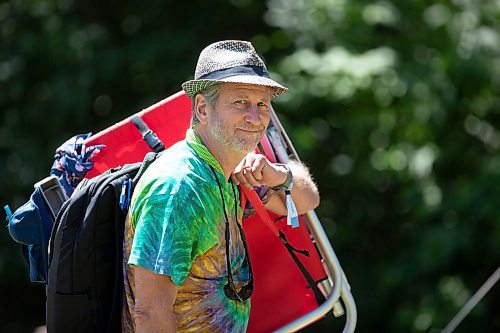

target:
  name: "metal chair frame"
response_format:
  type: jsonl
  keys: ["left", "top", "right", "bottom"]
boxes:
{"left": 269, "top": 107, "right": 357, "bottom": 333}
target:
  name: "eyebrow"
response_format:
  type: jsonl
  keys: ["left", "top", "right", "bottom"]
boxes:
{"left": 231, "top": 89, "right": 272, "bottom": 101}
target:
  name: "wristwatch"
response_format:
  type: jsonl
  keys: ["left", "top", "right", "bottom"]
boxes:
{"left": 271, "top": 163, "right": 293, "bottom": 192}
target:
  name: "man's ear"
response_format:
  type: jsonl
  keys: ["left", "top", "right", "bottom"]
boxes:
{"left": 195, "top": 94, "right": 209, "bottom": 125}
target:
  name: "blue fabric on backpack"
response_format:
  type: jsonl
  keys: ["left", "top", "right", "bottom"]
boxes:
{"left": 50, "top": 133, "right": 105, "bottom": 198}
{"left": 6, "top": 133, "right": 104, "bottom": 284}
{"left": 7, "top": 187, "right": 54, "bottom": 283}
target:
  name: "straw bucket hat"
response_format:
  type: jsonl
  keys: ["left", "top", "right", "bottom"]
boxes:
{"left": 182, "top": 40, "right": 288, "bottom": 98}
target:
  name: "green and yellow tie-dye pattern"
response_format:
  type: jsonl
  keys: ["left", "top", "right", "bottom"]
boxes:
{"left": 122, "top": 131, "right": 251, "bottom": 333}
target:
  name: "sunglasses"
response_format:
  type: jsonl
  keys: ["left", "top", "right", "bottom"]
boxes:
{"left": 223, "top": 215, "right": 253, "bottom": 302}
{"left": 210, "top": 166, "right": 254, "bottom": 302}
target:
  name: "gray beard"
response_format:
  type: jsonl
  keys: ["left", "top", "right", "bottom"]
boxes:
{"left": 209, "top": 114, "right": 263, "bottom": 154}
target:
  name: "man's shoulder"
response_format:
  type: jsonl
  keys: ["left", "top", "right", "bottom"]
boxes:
{"left": 137, "top": 141, "right": 211, "bottom": 196}
{"left": 156, "top": 141, "right": 210, "bottom": 181}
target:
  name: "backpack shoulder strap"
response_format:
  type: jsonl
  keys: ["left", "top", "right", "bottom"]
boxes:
{"left": 132, "top": 152, "right": 160, "bottom": 183}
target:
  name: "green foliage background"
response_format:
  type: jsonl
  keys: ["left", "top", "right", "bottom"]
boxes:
{"left": 1, "top": 0, "right": 498, "bottom": 332}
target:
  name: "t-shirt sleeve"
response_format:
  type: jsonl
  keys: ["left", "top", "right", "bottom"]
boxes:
{"left": 128, "top": 178, "right": 218, "bottom": 286}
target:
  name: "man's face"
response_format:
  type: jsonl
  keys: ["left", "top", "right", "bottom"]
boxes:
{"left": 208, "top": 83, "right": 272, "bottom": 154}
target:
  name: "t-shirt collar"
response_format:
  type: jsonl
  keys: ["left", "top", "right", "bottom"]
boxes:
{"left": 185, "top": 128, "right": 225, "bottom": 176}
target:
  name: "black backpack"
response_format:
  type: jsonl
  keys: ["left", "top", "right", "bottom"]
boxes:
{"left": 46, "top": 152, "right": 159, "bottom": 333}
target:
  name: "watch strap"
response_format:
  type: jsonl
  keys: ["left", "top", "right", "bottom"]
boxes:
{"left": 271, "top": 163, "right": 293, "bottom": 192}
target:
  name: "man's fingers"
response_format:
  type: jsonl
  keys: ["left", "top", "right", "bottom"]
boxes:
{"left": 231, "top": 153, "right": 270, "bottom": 188}
{"left": 243, "top": 167, "right": 261, "bottom": 187}
{"left": 230, "top": 173, "right": 240, "bottom": 185}
{"left": 236, "top": 176, "right": 254, "bottom": 189}
{"left": 233, "top": 158, "right": 246, "bottom": 174}
{"left": 251, "top": 158, "right": 267, "bottom": 181}
{"left": 231, "top": 166, "right": 260, "bottom": 188}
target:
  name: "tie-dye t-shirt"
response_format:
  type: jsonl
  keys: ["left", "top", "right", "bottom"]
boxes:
{"left": 122, "top": 137, "right": 251, "bottom": 333}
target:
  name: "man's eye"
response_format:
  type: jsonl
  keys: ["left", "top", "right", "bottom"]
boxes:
{"left": 258, "top": 102, "right": 269, "bottom": 109}
{"left": 235, "top": 100, "right": 248, "bottom": 105}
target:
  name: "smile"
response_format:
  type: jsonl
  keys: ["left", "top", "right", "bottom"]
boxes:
{"left": 238, "top": 130, "right": 259, "bottom": 133}
{"left": 236, "top": 128, "right": 262, "bottom": 133}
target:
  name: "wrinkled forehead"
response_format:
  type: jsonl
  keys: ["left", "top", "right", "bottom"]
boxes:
{"left": 219, "top": 82, "right": 273, "bottom": 100}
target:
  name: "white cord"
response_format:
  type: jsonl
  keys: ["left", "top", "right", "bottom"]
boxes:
{"left": 441, "top": 266, "right": 500, "bottom": 333}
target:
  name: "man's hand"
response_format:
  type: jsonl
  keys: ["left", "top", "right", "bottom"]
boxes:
{"left": 230, "top": 153, "right": 287, "bottom": 189}
{"left": 231, "top": 153, "right": 320, "bottom": 215}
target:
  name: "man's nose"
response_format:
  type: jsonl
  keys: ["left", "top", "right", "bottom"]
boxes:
{"left": 244, "top": 105, "right": 261, "bottom": 126}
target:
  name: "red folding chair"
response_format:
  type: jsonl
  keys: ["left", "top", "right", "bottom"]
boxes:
{"left": 85, "top": 91, "right": 357, "bottom": 333}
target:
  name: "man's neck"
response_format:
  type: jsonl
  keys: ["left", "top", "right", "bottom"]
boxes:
{"left": 195, "top": 129, "right": 245, "bottom": 179}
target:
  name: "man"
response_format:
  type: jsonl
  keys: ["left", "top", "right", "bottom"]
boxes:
{"left": 122, "top": 40, "right": 320, "bottom": 333}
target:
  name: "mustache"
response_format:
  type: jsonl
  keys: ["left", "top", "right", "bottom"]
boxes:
{"left": 236, "top": 123, "right": 265, "bottom": 132}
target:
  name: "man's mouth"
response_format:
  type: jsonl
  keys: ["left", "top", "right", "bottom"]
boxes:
{"left": 238, "top": 129, "right": 260, "bottom": 133}
{"left": 236, "top": 126, "right": 264, "bottom": 133}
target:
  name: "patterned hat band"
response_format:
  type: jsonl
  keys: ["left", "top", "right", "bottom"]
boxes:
{"left": 197, "top": 65, "right": 271, "bottom": 81}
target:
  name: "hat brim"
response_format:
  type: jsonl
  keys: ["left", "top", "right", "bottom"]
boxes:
{"left": 182, "top": 75, "right": 288, "bottom": 98}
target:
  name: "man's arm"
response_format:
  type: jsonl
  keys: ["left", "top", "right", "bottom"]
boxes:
{"left": 231, "top": 153, "right": 320, "bottom": 215}
{"left": 133, "top": 265, "right": 178, "bottom": 333}
{"left": 266, "top": 159, "right": 320, "bottom": 215}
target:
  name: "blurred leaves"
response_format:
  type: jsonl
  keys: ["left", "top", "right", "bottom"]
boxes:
{"left": 265, "top": 0, "right": 499, "bottom": 332}
{"left": 1, "top": 0, "right": 499, "bottom": 332}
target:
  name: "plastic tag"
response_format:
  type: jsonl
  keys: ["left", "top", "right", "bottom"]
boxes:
{"left": 4, "top": 205, "right": 13, "bottom": 223}
{"left": 285, "top": 190, "right": 299, "bottom": 228}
